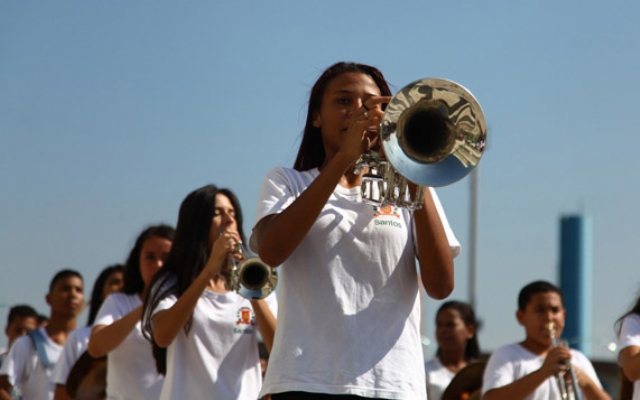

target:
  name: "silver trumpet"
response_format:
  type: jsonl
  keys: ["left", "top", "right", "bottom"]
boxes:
{"left": 354, "top": 78, "right": 487, "bottom": 210}
{"left": 548, "top": 322, "right": 582, "bottom": 400}
{"left": 224, "top": 242, "right": 277, "bottom": 300}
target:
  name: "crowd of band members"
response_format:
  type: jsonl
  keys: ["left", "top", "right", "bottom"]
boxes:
{"left": 1, "top": 61, "right": 638, "bottom": 400}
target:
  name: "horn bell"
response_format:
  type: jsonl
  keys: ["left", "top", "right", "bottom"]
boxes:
{"left": 380, "top": 78, "right": 487, "bottom": 187}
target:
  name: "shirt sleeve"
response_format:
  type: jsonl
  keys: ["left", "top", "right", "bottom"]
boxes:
{"left": 264, "top": 291, "right": 278, "bottom": 317}
{"left": 618, "top": 314, "right": 640, "bottom": 354}
{"left": 571, "top": 350, "right": 603, "bottom": 389}
{"left": 93, "top": 293, "right": 122, "bottom": 327}
{"left": 0, "top": 335, "right": 31, "bottom": 386}
{"left": 482, "top": 347, "right": 516, "bottom": 395}
{"left": 426, "top": 187, "right": 462, "bottom": 258}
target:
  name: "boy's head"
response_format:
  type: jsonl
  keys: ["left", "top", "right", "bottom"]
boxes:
{"left": 45, "top": 269, "right": 85, "bottom": 319}
{"left": 516, "top": 280, "right": 566, "bottom": 349}
{"left": 5, "top": 305, "right": 38, "bottom": 347}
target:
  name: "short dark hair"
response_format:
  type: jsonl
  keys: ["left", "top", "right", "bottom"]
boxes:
{"left": 49, "top": 269, "right": 83, "bottom": 293}
{"left": 6, "top": 304, "right": 38, "bottom": 326}
{"left": 122, "top": 224, "right": 175, "bottom": 295}
{"left": 518, "top": 280, "right": 563, "bottom": 311}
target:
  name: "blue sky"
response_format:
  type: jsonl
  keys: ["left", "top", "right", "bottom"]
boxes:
{"left": 1, "top": 1, "right": 639, "bottom": 360}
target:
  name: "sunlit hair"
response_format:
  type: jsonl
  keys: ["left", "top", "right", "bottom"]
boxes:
{"left": 435, "top": 300, "right": 481, "bottom": 361}
{"left": 49, "top": 269, "right": 83, "bottom": 293}
{"left": 142, "top": 185, "right": 246, "bottom": 374}
{"left": 293, "top": 61, "right": 392, "bottom": 171}
{"left": 87, "top": 264, "right": 125, "bottom": 326}
{"left": 122, "top": 225, "right": 175, "bottom": 295}
{"left": 517, "top": 280, "right": 563, "bottom": 311}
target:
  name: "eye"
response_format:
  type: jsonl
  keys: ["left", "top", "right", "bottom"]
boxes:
{"left": 335, "top": 97, "right": 352, "bottom": 105}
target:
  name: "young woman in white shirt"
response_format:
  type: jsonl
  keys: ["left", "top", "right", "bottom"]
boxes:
{"left": 250, "top": 61, "right": 460, "bottom": 400}
{"left": 143, "top": 185, "right": 277, "bottom": 400}
{"left": 424, "top": 300, "right": 481, "bottom": 400}
{"left": 618, "top": 296, "right": 640, "bottom": 400}
{"left": 88, "top": 224, "right": 174, "bottom": 399}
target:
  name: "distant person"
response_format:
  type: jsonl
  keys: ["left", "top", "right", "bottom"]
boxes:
{"left": 617, "top": 294, "right": 640, "bottom": 400}
{"left": 88, "top": 225, "right": 174, "bottom": 400}
{"left": 52, "top": 264, "right": 124, "bottom": 400}
{"left": 0, "top": 305, "right": 38, "bottom": 368}
{"left": 37, "top": 315, "right": 49, "bottom": 329}
{"left": 425, "top": 300, "right": 481, "bottom": 400}
{"left": 482, "top": 280, "right": 610, "bottom": 400}
{"left": 0, "top": 270, "right": 84, "bottom": 400}
{"left": 143, "top": 185, "right": 277, "bottom": 400}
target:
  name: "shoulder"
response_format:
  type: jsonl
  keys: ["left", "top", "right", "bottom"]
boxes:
{"left": 424, "top": 358, "right": 443, "bottom": 372}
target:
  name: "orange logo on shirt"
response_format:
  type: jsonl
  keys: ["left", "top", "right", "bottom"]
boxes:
{"left": 373, "top": 205, "right": 400, "bottom": 218}
{"left": 236, "top": 307, "right": 255, "bottom": 326}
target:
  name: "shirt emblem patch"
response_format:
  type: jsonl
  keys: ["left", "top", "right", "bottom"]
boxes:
{"left": 234, "top": 307, "right": 255, "bottom": 334}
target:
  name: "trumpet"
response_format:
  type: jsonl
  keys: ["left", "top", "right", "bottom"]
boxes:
{"left": 354, "top": 78, "right": 487, "bottom": 210}
{"left": 547, "top": 322, "right": 582, "bottom": 400}
{"left": 224, "top": 242, "right": 277, "bottom": 300}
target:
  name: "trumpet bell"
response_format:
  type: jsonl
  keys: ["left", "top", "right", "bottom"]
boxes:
{"left": 236, "top": 257, "right": 278, "bottom": 299}
{"left": 381, "top": 78, "right": 487, "bottom": 187}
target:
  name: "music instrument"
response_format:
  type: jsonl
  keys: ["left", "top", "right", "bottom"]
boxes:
{"left": 66, "top": 351, "right": 107, "bottom": 400}
{"left": 441, "top": 361, "right": 486, "bottom": 400}
{"left": 548, "top": 322, "right": 582, "bottom": 400}
{"left": 354, "top": 78, "right": 486, "bottom": 210}
{"left": 224, "top": 242, "right": 277, "bottom": 299}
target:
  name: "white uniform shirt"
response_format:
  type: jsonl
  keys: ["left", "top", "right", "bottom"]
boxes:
{"left": 94, "top": 292, "right": 162, "bottom": 400}
{"left": 425, "top": 357, "right": 455, "bottom": 400}
{"left": 0, "top": 327, "right": 62, "bottom": 400}
{"left": 51, "top": 326, "right": 91, "bottom": 385}
{"left": 251, "top": 167, "right": 460, "bottom": 399}
{"left": 618, "top": 313, "right": 640, "bottom": 400}
{"left": 152, "top": 288, "right": 277, "bottom": 400}
{"left": 482, "top": 343, "right": 603, "bottom": 400}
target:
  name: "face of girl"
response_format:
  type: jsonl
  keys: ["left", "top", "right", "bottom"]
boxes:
{"left": 139, "top": 235, "right": 172, "bottom": 288}
{"left": 208, "top": 194, "right": 239, "bottom": 246}
{"left": 101, "top": 270, "right": 124, "bottom": 300}
{"left": 435, "top": 307, "right": 474, "bottom": 352}
{"left": 313, "top": 72, "right": 382, "bottom": 159}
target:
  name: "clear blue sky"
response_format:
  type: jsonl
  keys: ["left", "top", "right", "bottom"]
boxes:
{"left": 1, "top": 1, "right": 638, "bottom": 360}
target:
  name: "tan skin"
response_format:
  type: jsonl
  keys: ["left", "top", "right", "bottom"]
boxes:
{"left": 0, "top": 276, "right": 84, "bottom": 400}
{"left": 152, "top": 193, "right": 276, "bottom": 352}
{"left": 4, "top": 317, "right": 37, "bottom": 349}
{"left": 53, "top": 270, "right": 125, "bottom": 400}
{"left": 253, "top": 72, "right": 454, "bottom": 299}
{"left": 435, "top": 308, "right": 475, "bottom": 374}
{"left": 483, "top": 292, "right": 610, "bottom": 400}
{"left": 87, "top": 236, "right": 172, "bottom": 358}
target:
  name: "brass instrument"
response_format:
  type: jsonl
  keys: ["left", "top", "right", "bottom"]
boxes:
{"left": 548, "top": 322, "right": 582, "bottom": 400}
{"left": 225, "top": 242, "right": 277, "bottom": 299}
{"left": 354, "top": 78, "right": 487, "bottom": 210}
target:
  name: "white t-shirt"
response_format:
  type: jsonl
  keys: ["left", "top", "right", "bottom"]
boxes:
{"left": 94, "top": 292, "right": 162, "bottom": 400}
{"left": 425, "top": 357, "right": 455, "bottom": 400}
{"left": 618, "top": 313, "right": 640, "bottom": 400}
{"left": 0, "top": 328, "right": 62, "bottom": 400}
{"left": 482, "top": 343, "right": 603, "bottom": 400}
{"left": 251, "top": 167, "right": 460, "bottom": 399}
{"left": 152, "top": 287, "right": 278, "bottom": 400}
{"left": 51, "top": 326, "right": 92, "bottom": 386}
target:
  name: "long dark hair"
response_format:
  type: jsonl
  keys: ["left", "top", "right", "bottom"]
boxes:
{"left": 122, "top": 225, "right": 175, "bottom": 295}
{"left": 86, "top": 264, "right": 125, "bottom": 326}
{"left": 293, "top": 61, "right": 392, "bottom": 171}
{"left": 435, "top": 300, "right": 481, "bottom": 362}
{"left": 142, "top": 185, "right": 246, "bottom": 374}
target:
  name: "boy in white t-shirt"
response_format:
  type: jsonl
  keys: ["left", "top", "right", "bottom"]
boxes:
{"left": 482, "top": 280, "right": 609, "bottom": 400}
{"left": 0, "top": 270, "right": 84, "bottom": 400}
{"left": 0, "top": 305, "right": 38, "bottom": 369}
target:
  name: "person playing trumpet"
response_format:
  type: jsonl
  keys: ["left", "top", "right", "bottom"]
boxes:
{"left": 142, "top": 185, "right": 277, "bottom": 400}
{"left": 482, "top": 280, "right": 610, "bottom": 400}
{"left": 250, "top": 61, "right": 460, "bottom": 400}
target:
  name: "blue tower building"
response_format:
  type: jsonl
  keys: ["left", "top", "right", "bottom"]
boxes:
{"left": 559, "top": 215, "right": 592, "bottom": 356}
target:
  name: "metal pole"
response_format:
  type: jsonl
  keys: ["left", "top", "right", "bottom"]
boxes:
{"left": 469, "top": 167, "right": 479, "bottom": 310}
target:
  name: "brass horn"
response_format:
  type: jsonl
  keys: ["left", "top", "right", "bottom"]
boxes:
{"left": 355, "top": 78, "right": 487, "bottom": 210}
{"left": 225, "top": 242, "right": 277, "bottom": 300}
